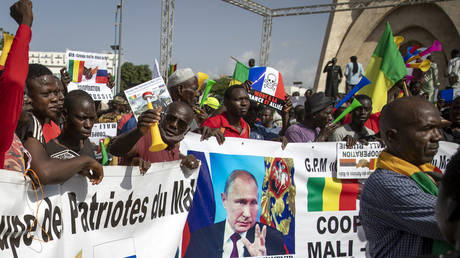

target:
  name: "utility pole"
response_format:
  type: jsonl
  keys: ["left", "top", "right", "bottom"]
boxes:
{"left": 116, "top": 0, "right": 123, "bottom": 94}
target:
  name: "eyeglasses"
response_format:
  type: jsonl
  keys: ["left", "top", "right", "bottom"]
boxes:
{"left": 165, "top": 114, "right": 189, "bottom": 133}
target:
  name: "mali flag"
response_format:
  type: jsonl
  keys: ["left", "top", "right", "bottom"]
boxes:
{"left": 307, "top": 178, "right": 359, "bottom": 212}
{"left": 229, "top": 61, "right": 249, "bottom": 86}
{"left": 358, "top": 22, "right": 406, "bottom": 114}
{"left": 69, "top": 60, "right": 85, "bottom": 83}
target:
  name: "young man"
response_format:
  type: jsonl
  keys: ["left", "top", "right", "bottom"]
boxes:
{"left": 109, "top": 101, "right": 199, "bottom": 174}
{"left": 285, "top": 92, "right": 338, "bottom": 143}
{"left": 201, "top": 84, "right": 250, "bottom": 143}
{"left": 45, "top": 90, "right": 97, "bottom": 160}
{"left": 344, "top": 56, "right": 364, "bottom": 93}
{"left": 328, "top": 95, "right": 375, "bottom": 145}
{"left": 251, "top": 106, "right": 281, "bottom": 140}
{"left": 360, "top": 97, "right": 450, "bottom": 257}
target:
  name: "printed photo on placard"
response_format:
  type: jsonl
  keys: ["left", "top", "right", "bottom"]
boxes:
{"left": 182, "top": 151, "right": 295, "bottom": 257}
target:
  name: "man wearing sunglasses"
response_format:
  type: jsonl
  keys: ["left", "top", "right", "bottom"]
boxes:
{"left": 109, "top": 101, "right": 199, "bottom": 174}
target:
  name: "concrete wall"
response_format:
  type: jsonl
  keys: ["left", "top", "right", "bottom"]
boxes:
{"left": 314, "top": 0, "right": 460, "bottom": 93}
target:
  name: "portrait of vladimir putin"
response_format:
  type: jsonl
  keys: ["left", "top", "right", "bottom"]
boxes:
{"left": 185, "top": 170, "right": 286, "bottom": 258}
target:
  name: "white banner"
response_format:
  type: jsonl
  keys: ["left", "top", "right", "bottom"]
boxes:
{"left": 66, "top": 50, "right": 113, "bottom": 101}
{"left": 180, "top": 134, "right": 458, "bottom": 258}
{"left": 0, "top": 161, "right": 199, "bottom": 258}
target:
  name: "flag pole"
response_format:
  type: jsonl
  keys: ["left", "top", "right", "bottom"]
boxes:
{"left": 402, "top": 81, "right": 411, "bottom": 96}
{"left": 230, "top": 56, "right": 240, "bottom": 63}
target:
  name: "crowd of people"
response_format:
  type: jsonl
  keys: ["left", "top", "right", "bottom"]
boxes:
{"left": 2, "top": 1, "right": 460, "bottom": 257}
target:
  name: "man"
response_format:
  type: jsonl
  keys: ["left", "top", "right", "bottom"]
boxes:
{"left": 185, "top": 170, "right": 286, "bottom": 258}
{"left": 422, "top": 55, "right": 440, "bottom": 102}
{"left": 201, "top": 84, "right": 250, "bottom": 142}
{"left": 441, "top": 96, "right": 460, "bottom": 144}
{"left": 448, "top": 73, "right": 460, "bottom": 89}
{"left": 45, "top": 90, "right": 97, "bottom": 160}
{"left": 16, "top": 65, "right": 103, "bottom": 185}
{"left": 285, "top": 92, "right": 338, "bottom": 142}
{"left": 167, "top": 68, "right": 207, "bottom": 127}
{"left": 360, "top": 96, "right": 450, "bottom": 257}
{"left": 323, "top": 57, "right": 343, "bottom": 98}
{"left": 344, "top": 56, "right": 364, "bottom": 93}
{"left": 447, "top": 49, "right": 460, "bottom": 86}
{"left": 98, "top": 94, "right": 129, "bottom": 123}
{"left": 248, "top": 58, "right": 255, "bottom": 68}
{"left": 433, "top": 151, "right": 460, "bottom": 258}
{"left": 328, "top": 95, "right": 374, "bottom": 144}
{"left": 42, "top": 76, "right": 65, "bottom": 143}
{"left": 251, "top": 106, "right": 281, "bottom": 140}
{"left": 109, "top": 101, "right": 199, "bottom": 173}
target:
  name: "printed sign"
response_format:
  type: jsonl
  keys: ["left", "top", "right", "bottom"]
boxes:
{"left": 337, "top": 142, "right": 384, "bottom": 179}
{"left": 88, "top": 123, "right": 117, "bottom": 145}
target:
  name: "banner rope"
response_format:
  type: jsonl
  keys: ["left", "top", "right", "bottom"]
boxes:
{"left": 23, "top": 168, "right": 50, "bottom": 243}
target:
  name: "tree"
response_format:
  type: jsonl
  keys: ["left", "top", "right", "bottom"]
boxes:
{"left": 210, "top": 75, "right": 231, "bottom": 98}
{"left": 120, "top": 62, "right": 152, "bottom": 92}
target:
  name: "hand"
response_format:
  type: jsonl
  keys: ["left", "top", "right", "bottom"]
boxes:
{"left": 10, "top": 0, "right": 33, "bottom": 27}
{"left": 343, "top": 135, "right": 357, "bottom": 149}
{"left": 107, "top": 73, "right": 115, "bottom": 89}
{"left": 79, "top": 158, "right": 104, "bottom": 185}
{"left": 316, "top": 123, "right": 340, "bottom": 142}
{"left": 193, "top": 106, "right": 208, "bottom": 125}
{"left": 137, "top": 107, "right": 162, "bottom": 135}
{"left": 241, "top": 80, "right": 253, "bottom": 93}
{"left": 282, "top": 95, "right": 293, "bottom": 114}
{"left": 60, "top": 67, "right": 71, "bottom": 87}
{"left": 131, "top": 157, "right": 151, "bottom": 175}
{"left": 241, "top": 224, "right": 267, "bottom": 256}
{"left": 280, "top": 136, "right": 288, "bottom": 150}
{"left": 200, "top": 126, "right": 225, "bottom": 145}
{"left": 180, "top": 154, "right": 200, "bottom": 170}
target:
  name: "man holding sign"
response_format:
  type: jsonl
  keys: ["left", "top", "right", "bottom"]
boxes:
{"left": 185, "top": 170, "right": 285, "bottom": 257}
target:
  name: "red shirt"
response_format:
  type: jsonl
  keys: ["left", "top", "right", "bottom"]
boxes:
{"left": 0, "top": 25, "right": 31, "bottom": 169}
{"left": 202, "top": 112, "right": 250, "bottom": 138}
{"left": 43, "top": 121, "right": 61, "bottom": 143}
{"left": 136, "top": 134, "right": 180, "bottom": 163}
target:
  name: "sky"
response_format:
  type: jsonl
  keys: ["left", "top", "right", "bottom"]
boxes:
{"left": 0, "top": 0, "right": 331, "bottom": 89}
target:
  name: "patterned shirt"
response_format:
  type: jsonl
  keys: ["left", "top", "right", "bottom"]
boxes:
{"left": 360, "top": 169, "right": 445, "bottom": 258}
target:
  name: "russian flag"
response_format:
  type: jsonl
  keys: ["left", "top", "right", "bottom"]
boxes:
{"left": 96, "top": 69, "right": 108, "bottom": 84}
{"left": 248, "top": 67, "right": 286, "bottom": 100}
{"left": 440, "top": 88, "right": 460, "bottom": 103}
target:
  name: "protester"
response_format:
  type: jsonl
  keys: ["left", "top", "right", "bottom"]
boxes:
{"left": 98, "top": 94, "right": 129, "bottom": 123}
{"left": 251, "top": 106, "right": 281, "bottom": 140}
{"left": 167, "top": 68, "right": 207, "bottom": 127}
{"left": 0, "top": 0, "right": 32, "bottom": 170}
{"left": 109, "top": 101, "right": 199, "bottom": 174}
{"left": 441, "top": 96, "right": 460, "bottom": 144}
{"left": 360, "top": 96, "right": 451, "bottom": 257}
{"left": 15, "top": 63, "right": 103, "bottom": 184}
{"left": 323, "top": 57, "right": 343, "bottom": 98}
{"left": 42, "top": 76, "right": 65, "bottom": 143}
{"left": 294, "top": 105, "right": 305, "bottom": 124}
{"left": 248, "top": 58, "right": 256, "bottom": 68}
{"left": 202, "top": 96, "right": 221, "bottom": 118}
{"left": 201, "top": 84, "right": 250, "bottom": 143}
{"left": 448, "top": 74, "right": 460, "bottom": 89}
{"left": 285, "top": 92, "right": 338, "bottom": 142}
{"left": 422, "top": 55, "right": 440, "bottom": 102}
{"left": 328, "top": 95, "right": 375, "bottom": 145}
{"left": 185, "top": 170, "right": 286, "bottom": 257}
{"left": 447, "top": 49, "right": 460, "bottom": 85}
{"left": 344, "top": 56, "right": 364, "bottom": 93}
{"left": 45, "top": 90, "right": 97, "bottom": 160}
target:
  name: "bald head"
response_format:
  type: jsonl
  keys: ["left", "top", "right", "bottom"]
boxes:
{"left": 380, "top": 96, "right": 443, "bottom": 165}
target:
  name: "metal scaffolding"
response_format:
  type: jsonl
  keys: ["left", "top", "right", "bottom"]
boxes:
{"left": 160, "top": 0, "right": 175, "bottom": 81}
{"left": 221, "top": 0, "right": 454, "bottom": 66}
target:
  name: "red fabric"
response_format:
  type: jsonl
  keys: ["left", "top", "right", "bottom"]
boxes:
{"left": 342, "top": 112, "right": 381, "bottom": 134}
{"left": 117, "top": 112, "right": 133, "bottom": 130}
{"left": 43, "top": 121, "right": 61, "bottom": 143}
{"left": 135, "top": 134, "right": 180, "bottom": 163}
{"left": 0, "top": 25, "right": 31, "bottom": 169}
{"left": 202, "top": 112, "right": 250, "bottom": 138}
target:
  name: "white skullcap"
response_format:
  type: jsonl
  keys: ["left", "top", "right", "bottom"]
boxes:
{"left": 167, "top": 68, "right": 195, "bottom": 89}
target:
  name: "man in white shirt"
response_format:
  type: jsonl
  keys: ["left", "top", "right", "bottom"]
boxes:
{"left": 344, "top": 56, "right": 364, "bottom": 94}
{"left": 447, "top": 49, "right": 460, "bottom": 87}
{"left": 184, "top": 170, "right": 286, "bottom": 258}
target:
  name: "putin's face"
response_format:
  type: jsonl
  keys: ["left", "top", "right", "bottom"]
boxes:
{"left": 221, "top": 176, "right": 259, "bottom": 233}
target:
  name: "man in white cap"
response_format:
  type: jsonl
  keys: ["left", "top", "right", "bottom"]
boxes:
{"left": 167, "top": 68, "right": 208, "bottom": 127}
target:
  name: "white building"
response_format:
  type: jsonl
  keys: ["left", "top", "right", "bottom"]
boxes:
{"left": 1, "top": 50, "right": 116, "bottom": 77}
